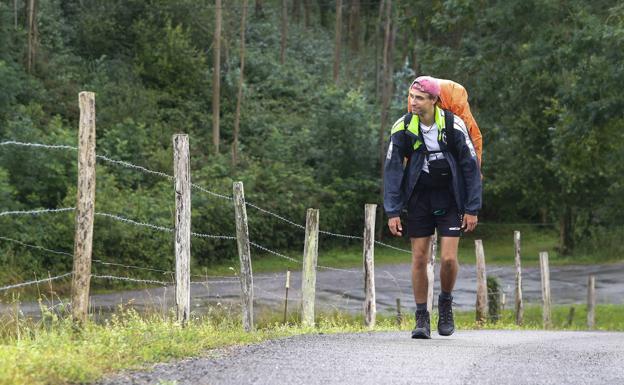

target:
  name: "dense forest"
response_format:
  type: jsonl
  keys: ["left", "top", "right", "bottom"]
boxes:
{"left": 0, "top": 0, "right": 623, "bottom": 282}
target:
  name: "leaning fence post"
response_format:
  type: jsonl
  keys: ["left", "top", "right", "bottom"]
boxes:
{"left": 233, "top": 181, "right": 254, "bottom": 332}
{"left": 514, "top": 230, "right": 523, "bottom": 325}
{"left": 71, "top": 91, "right": 96, "bottom": 324}
{"left": 587, "top": 274, "right": 596, "bottom": 330}
{"left": 427, "top": 230, "right": 437, "bottom": 313}
{"left": 301, "top": 208, "right": 319, "bottom": 327}
{"left": 475, "top": 239, "right": 488, "bottom": 323}
{"left": 363, "top": 204, "right": 376, "bottom": 328}
{"left": 539, "top": 251, "right": 552, "bottom": 328}
{"left": 173, "top": 134, "right": 191, "bottom": 325}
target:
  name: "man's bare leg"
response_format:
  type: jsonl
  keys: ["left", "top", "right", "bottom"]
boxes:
{"left": 437, "top": 236, "right": 460, "bottom": 336}
{"left": 439, "top": 236, "right": 460, "bottom": 292}
{"left": 410, "top": 237, "right": 431, "bottom": 304}
{"left": 411, "top": 236, "right": 432, "bottom": 339}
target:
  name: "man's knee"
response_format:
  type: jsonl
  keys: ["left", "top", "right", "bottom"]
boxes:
{"left": 412, "top": 252, "right": 428, "bottom": 271}
{"left": 440, "top": 254, "right": 458, "bottom": 270}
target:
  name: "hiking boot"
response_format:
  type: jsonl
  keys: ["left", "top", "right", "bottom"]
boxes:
{"left": 411, "top": 310, "right": 431, "bottom": 339}
{"left": 437, "top": 295, "right": 455, "bottom": 336}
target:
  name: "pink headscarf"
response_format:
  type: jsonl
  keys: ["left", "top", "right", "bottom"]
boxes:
{"left": 410, "top": 76, "right": 440, "bottom": 98}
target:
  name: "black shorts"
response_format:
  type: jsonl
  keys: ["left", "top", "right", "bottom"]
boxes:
{"left": 405, "top": 180, "right": 462, "bottom": 238}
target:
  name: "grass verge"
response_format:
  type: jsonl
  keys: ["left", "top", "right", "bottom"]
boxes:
{"left": 1, "top": 303, "right": 622, "bottom": 385}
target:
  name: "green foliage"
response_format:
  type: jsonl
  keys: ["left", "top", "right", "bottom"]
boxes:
{"left": 0, "top": 0, "right": 623, "bottom": 285}
{"left": 487, "top": 275, "right": 501, "bottom": 323}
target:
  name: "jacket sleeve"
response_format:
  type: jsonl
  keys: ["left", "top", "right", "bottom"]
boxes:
{"left": 452, "top": 116, "right": 482, "bottom": 215}
{"left": 383, "top": 117, "right": 410, "bottom": 218}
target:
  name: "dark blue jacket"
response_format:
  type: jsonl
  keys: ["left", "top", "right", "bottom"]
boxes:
{"left": 383, "top": 107, "right": 482, "bottom": 218}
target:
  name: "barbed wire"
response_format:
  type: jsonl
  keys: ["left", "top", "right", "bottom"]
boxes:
{"left": 317, "top": 264, "right": 360, "bottom": 274}
{"left": 0, "top": 273, "right": 72, "bottom": 292}
{"left": 0, "top": 235, "right": 73, "bottom": 257}
{"left": 91, "top": 274, "right": 172, "bottom": 286}
{"left": 191, "top": 232, "right": 237, "bottom": 240}
{"left": 95, "top": 154, "right": 174, "bottom": 181}
{"left": 374, "top": 240, "right": 412, "bottom": 254}
{"left": 0, "top": 140, "right": 77, "bottom": 151}
{"left": 249, "top": 241, "right": 301, "bottom": 264}
{"left": 191, "top": 183, "right": 233, "bottom": 201}
{"left": 95, "top": 212, "right": 173, "bottom": 233}
{"left": 245, "top": 201, "right": 306, "bottom": 230}
{"left": 0, "top": 207, "right": 75, "bottom": 217}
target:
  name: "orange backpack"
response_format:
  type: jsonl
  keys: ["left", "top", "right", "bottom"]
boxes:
{"left": 407, "top": 78, "right": 482, "bottom": 164}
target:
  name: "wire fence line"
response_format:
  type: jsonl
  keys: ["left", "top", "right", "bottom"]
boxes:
{"left": 91, "top": 274, "right": 172, "bottom": 286}
{"left": 0, "top": 140, "right": 413, "bottom": 253}
{"left": 0, "top": 140, "right": 78, "bottom": 152}
{"left": 0, "top": 273, "right": 72, "bottom": 292}
{"left": 249, "top": 241, "right": 302, "bottom": 264}
{"left": 0, "top": 207, "right": 75, "bottom": 217}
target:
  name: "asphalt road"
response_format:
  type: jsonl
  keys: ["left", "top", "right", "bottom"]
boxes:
{"left": 3, "top": 263, "right": 624, "bottom": 319}
{"left": 98, "top": 330, "right": 624, "bottom": 385}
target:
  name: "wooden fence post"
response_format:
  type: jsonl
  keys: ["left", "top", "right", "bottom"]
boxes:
{"left": 233, "top": 181, "right": 254, "bottom": 332}
{"left": 301, "top": 208, "right": 319, "bottom": 327}
{"left": 514, "top": 230, "right": 523, "bottom": 325}
{"left": 539, "top": 251, "right": 552, "bottom": 328}
{"left": 363, "top": 204, "right": 376, "bottom": 328}
{"left": 283, "top": 269, "right": 290, "bottom": 324}
{"left": 71, "top": 91, "right": 96, "bottom": 324}
{"left": 427, "top": 230, "right": 437, "bottom": 313}
{"left": 587, "top": 274, "right": 596, "bottom": 330}
{"left": 475, "top": 240, "right": 488, "bottom": 323}
{"left": 173, "top": 134, "right": 191, "bottom": 325}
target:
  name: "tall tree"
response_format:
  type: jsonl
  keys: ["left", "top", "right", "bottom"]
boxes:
{"left": 303, "top": 0, "right": 311, "bottom": 28}
{"left": 26, "top": 0, "right": 37, "bottom": 73}
{"left": 317, "top": 0, "right": 330, "bottom": 28}
{"left": 255, "top": 0, "right": 264, "bottom": 17}
{"left": 292, "top": 0, "right": 302, "bottom": 23}
{"left": 14, "top": 0, "right": 18, "bottom": 29}
{"left": 333, "top": 0, "right": 342, "bottom": 83}
{"left": 347, "top": 0, "right": 360, "bottom": 53}
{"left": 280, "top": 0, "right": 288, "bottom": 64}
{"left": 212, "top": 0, "right": 222, "bottom": 154}
{"left": 378, "top": 0, "right": 394, "bottom": 237}
{"left": 233, "top": 0, "right": 248, "bottom": 166}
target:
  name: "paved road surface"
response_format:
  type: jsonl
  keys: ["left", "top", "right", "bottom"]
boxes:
{"left": 3, "top": 263, "right": 623, "bottom": 318}
{"left": 98, "top": 330, "right": 624, "bottom": 385}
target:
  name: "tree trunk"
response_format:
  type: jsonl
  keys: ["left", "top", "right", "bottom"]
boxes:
{"left": 317, "top": 0, "right": 330, "bottom": 28}
{"left": 377, "top": 0, "right": 393, "bottom": 239}
{"left": 27, "top": 0, "right": 37, "bottom": 73}
{"left": 292, "top": 0, "right": 301, "bottom": 23}
{"left": 280, "top": 0, "right": 288, "bottom": 64}
{"left": 233, "top": 0, "right": 248, "bottom": 166}
{"left": 255, "top": 0, "right": 264, "bottom": 17}
{"left": 348, "top": 0, "right": 360, "bottom": 53}
{"left": 375, "top": 0, "right": 386, "bottom": 100}
{"left": 14, "top": 0, "right": 18, "bottom": 29}
{"left": 212, "top": 0, "right": 222, "bottom": 154}
{"left": 303, "top": 0, "right": 311, "bottom": 28}
{"left": 559, "top": 205, "right": 574, "bottom": 256}
{"left": 333, "top": 0, "right": 342, "bottom": 83}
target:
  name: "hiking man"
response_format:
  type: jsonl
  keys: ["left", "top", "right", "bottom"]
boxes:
{"left": 384, "top": 76, "right": 482, "bottom": 339}
{"left": 406, "top": 77, "right": 483, "bottom": 166}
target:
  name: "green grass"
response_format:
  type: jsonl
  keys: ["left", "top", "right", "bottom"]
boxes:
{"left": 1, "top": 302, "right": 622, "bottom": 385}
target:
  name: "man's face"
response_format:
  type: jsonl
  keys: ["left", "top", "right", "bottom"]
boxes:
{"left": 409, "top": 89, "right": 436, "bottom": 116}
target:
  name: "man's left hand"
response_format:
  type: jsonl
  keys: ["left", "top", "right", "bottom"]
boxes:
{"left": 462, "top": 214, "right": 478, "bottom": 232}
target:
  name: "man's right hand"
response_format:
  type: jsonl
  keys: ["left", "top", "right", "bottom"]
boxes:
{"left": 388, "top": 217, "right": 403, "bottom": 237}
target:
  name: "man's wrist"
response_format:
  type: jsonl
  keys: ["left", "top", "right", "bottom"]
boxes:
{"left": 464, "top": 210, "right": 479, "bottom": 216}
